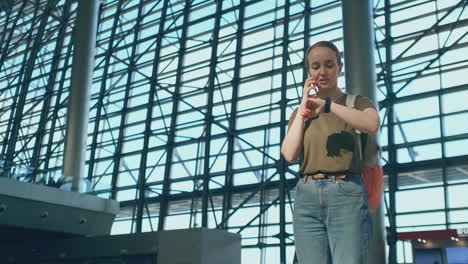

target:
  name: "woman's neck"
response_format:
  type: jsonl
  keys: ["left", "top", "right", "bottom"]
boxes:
{"left": 318, "top": 87, "right": 344, "bottom": 101}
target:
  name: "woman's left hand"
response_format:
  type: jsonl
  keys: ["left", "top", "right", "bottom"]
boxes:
{"left": 303, "top": 97, "right": 326, "bottom": 116}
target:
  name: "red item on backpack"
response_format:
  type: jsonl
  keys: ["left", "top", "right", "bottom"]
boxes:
{"left": 363, "top": 164, "right": 384, "bottom": 211}
{"left": 346, "top": 94, "right": 384, "bottom": 212}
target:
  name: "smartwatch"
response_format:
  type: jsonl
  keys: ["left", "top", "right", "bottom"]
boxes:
{"left": 324, "top": 97, "right": 331, "bottom": 113}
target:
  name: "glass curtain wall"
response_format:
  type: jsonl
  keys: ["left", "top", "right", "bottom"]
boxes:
{"left": 0, "top": 0, "right": 466, "bottom": 263}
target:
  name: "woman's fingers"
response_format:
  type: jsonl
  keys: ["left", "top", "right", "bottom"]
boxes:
{"left": 304, "top": 77, "right": 320, "bottom": 98}
{"left": 302, "top": 77, "right": 316, "bottom": 98}
{"left": 299, "top": 104, "right": 310, "bottom": 118}
{"left": 302, "top": 97, "right": 325, "bottom": 115}
{"left": 299, "top": 103, "right": 312, "bottom": 118}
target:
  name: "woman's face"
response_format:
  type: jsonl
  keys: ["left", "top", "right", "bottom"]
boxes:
{"left": 307, "top": 46, "right": 342, "bottom": 90}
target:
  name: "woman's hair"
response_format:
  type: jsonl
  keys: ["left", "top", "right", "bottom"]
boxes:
{"left": 304, "top": 41, "right": 342, "bottom": 71}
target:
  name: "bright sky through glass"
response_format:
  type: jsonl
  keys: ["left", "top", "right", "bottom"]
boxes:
{"left": 0, "top": 0, "right": 467, "bottom": 263}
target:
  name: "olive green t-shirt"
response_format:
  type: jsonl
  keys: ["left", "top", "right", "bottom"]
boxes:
{"left": 287, "top": 94, "right": 376, "bottom": 176}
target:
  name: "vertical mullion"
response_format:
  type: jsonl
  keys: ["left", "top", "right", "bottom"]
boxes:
{"left": 222, "top": 0, "right": 245, "bottom": 230}
{"left": 385, "top": 0, "right": 398, "bottom": 263}
{"left": 2, "top": 0, "right": 53, "bottom": 175}
{"left": 201, "top": 0, "right": 222, "bottom": 228}
{"left": 303, "top": 0, "right": 310, "bottom": 82}
{"left": 111, "top": 1, "right": 145, "bottom": 209}
{"left": 136, "top": 0, "right": 169, "bottom": 233}
{"left": 88, "top": 0, "right": 124, "bottom": 197}
{"left": 1, "top": 1, "right": 40, "bottom": 159}
{"left": 30, "top": 1, "right": 72, "bottom": 180}
{"left": 279, "top": 1, "right": 291, "bottom": 263}
{"left": 435, "top": 1, "right": 452, "bottom": 232}
{"left": 125, "top": 0, "right": 152, "bottom": 233}
{"left": 0, "top": 1, "right": 27, "bottom": 75}
{"left": 158, "top": 0, "right": 192, "bottom": 231}
{"left": 0, "top": 7, "right": 12, "bottom": 52}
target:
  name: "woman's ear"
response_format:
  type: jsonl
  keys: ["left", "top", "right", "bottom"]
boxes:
{"left": 338, "top": 63, "right": 343, "bottom": 75}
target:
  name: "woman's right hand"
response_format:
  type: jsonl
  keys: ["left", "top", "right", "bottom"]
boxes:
{"left": 299, "top": 76, "right": 318, "bottom": 119}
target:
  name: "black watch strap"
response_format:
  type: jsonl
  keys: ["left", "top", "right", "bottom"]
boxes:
{"left": 324, "top": 97, "right": 331, "bottom": 113}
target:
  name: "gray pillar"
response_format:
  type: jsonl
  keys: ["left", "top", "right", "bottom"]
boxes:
{"left": 63, "top": 0, "right": 99, "bottom": 192}
{"left": 342, "top": 1, "right": 387, "bottom": 263}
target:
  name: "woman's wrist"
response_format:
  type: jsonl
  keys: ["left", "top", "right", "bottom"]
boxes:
{"left": 299, "top": 111, "right": 309, "bottom": 119}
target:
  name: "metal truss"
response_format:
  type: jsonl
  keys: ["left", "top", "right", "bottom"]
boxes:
{"left": 0, "top": 0, "right": 74, "bottom": 182}
{"left": 0, "top": 0, "right": 467, "bottom": 263}
{"left": 374, "top": 0, "right": 468, "bottom": 263}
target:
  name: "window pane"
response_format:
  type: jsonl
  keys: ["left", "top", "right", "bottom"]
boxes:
{"left": 396, "top": 187, "right": 445, "bottom": 213}
{"left": 397, "top": 212, "right": 446, "bottom": 227}
{"left": 443, "top": 90, "right": 468, "bottom": 114}
{"left": 394, "top": 118, "right": 440, "bottom": 144}
{"left": 445, "top": 139, "right": 468, "bottom": 157}
{"left": 447, "top": 184, "right": 468, "bottom": 208}
{"left": 397, "top": 143, "right": 442, "bottom": 163}
{"left": 443, "top": 112, "right": 468, "bottom": 137}
{"left": 448, "top": 210, "right": 468, "bottom": 223}
{"left": 394, "top": 97, "right": 439, "bottom": 122}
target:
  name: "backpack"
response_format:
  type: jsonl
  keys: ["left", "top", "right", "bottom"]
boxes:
{"left": 346, "top": 94, "right": 384, "bottom": 211}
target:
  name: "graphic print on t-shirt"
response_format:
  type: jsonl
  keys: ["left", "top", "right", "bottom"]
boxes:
{"left": 326, "top": 131, "right": 355, "bottom": 157}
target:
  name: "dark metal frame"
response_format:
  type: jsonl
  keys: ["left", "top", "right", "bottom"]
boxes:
{"left": 0, "top": 1, "right": 467, "bottom": 263}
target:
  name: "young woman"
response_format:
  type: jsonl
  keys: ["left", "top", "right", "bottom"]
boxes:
{"left": 281, "top": 41, "right": 380, "bottom": 264}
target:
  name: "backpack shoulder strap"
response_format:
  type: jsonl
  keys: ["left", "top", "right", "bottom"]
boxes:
{"left": 345, "top": 94, "right": 364, "bottom": 162}
{"left": 345, "top": 94, "right": 361, "bottom": 134}
{"left": 346, "top": 94, "right": 357, "bottom": 109}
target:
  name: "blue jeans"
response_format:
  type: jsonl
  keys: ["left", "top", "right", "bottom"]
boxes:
{"left": 293, "top": 176, "right": 372, "bottom": 264}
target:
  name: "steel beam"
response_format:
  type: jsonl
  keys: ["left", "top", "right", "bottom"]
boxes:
{"left": 30, "top": 1, "right": 72, "bottom": 183}
{"left": 2, "top": 0, "right": 54, "bottom": 177}
{"left": 201, "top": 0, "right": 222, "bottom": 228}
{"left": 278, "top": 1, "right": 291, "bottom": 263}
{"left": 158, "top": 0, "right": 192, "bottom": 230}
{"left": 136, "top": 0, "right": 169, "bottom": 233}
{"left": 87, "top": 1, "right": 123, "bottom": 200}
